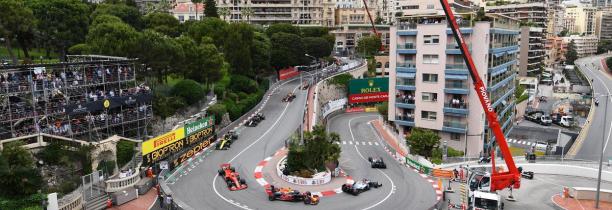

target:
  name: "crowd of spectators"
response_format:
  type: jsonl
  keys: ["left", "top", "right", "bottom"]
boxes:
{"left": 396, "top": 92, "right": 415, "bottom": 104}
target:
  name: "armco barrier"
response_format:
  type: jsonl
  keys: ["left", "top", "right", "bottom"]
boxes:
{"left": 276, "top": 157, "right": 331, "bottom": 185}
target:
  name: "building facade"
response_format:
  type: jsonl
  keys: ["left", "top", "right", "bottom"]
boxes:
{"left": 518, "top": 26, "right": 545, "bottom": 76}
{"left": 388, "top": 11, "right": 519, "bottom": 156}
{"left": 563, "top": 35, "right": 599, "bottom": 57}
{"left": 332, "top": 24, "right": 389, "bottom": 56}
{"left": 564, "top": 5, "right": 598, "bottom": 36}
{"left": 485, "top": 2, "right": 547, "bottom": 28}
{"left": 214, "top": 0, "right": 324, "bottom": 25}
{"left": 596, "top": 7, "right": 612, "bottom": 41}
{"left": 0, "top": 55, "right": 152, "bottom": 141}
{"left": 172, "top": 1, "right": 205, "bottom": 22}
{"left": 544, "top": 36, "right": 567, "bottom": 67}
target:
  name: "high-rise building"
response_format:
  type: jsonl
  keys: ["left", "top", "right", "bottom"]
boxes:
{"left": 215, "top": 0, "right": 324, "bottom": 25}
{"left": 544, "top": 36, "right": 567, "bottom": 67}
{"left": 564, "top": 4, "right": 598, "bottom": 35}
{"left": 547, "top": 3, "right": 566, "bottom": 36}
{"left": 518, "top": 26, "right": 545, "bottom": 76}
{"left": 593, "top": 0, "right": 612, "bottom": 7}
{"left": 595, "top": 7, "right": 612, "bottom": 41}
{"left": 485, "top": 2, "right": 547, "bottom": 28}
{"left": 388, "top": 9, "right": 519, "bottom": 156}
{"left": 563, "top": 35, "right": 599, "bottom": 57}
{"left": 0, "top": 55, "right": 152, "bottom": 141}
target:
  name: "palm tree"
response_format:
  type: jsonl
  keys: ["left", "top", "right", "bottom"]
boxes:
{"left": 192, "top": 0, "right": 202, "bottom": 20}
{"left": 241, "top": 6, "right": 253, "bottom": 23}
{"left": 219, "top": 7, "right": 230, "bottom": 21}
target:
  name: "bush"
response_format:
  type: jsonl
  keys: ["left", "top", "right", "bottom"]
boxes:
{"left": 171, "top": 79, "right": 205, "bottom": 105}
{"left": 207, "top": 104, "right": 227, "bottom": 124}
{"left": 0, "top": 193, "right": 45, "bottom": 210}
{"left": 97, "top": 160, "right": 116, "bottom": 176}
{"left": 229, "top": 75, "right": 258, "bottom": 94}
{"left": 116, "top": 141, "right": 136, "bottom": 168}
{"left": 328, "top": 73, "right": 353, "bottom": 87}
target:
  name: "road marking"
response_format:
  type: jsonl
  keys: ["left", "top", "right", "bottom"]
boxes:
{"left": 362, "top": 141, "right": 367, "bottom": 145}
{"left": 348, "top": 116, "right": 396, "bottom": 210}
{"left": 374, "top": 142, "right": 379, "bottom": 146}
{"left": 343, "top": 141, "right": 347, "bottom": 144}
{"left": 583, "top": 60, "right": 612, "bottom": 153}
{"left": 212, "top": 82, "right": 300, "bottom": 210}
{"left": 349, "top": 141, "right": 353, "bottom": 145}
{"left": 355, "top": 141, "right": 359, "bottom": 145}
{"left": 369, "top": 142, "right": 373, "bottom": 146}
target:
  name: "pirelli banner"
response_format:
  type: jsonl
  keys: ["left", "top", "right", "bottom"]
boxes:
{"left": 142, "top": 116, "right": 216, "bottom": 165}
{"left": 348, "top": 78, "right": 389, "bottom": 104}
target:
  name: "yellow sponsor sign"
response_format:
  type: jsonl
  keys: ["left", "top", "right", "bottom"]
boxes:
{"left": 142, "top": 128, "right": 185, "bottom": 155}
{"left": 365, "top": 107, "right": 378, "bottom": 112}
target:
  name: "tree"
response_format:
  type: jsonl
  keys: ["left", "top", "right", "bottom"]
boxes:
{"left": 91, "top": 3, "right": 143, "bottom": 29}
{"left": 136, "top": 30, "right": 184, "bottom": 83}
{"left": 406, "top": 128, "right": 440, "bottom": 158}
{"left": 218, "top": 7, "right": 230, "bottom": 21}
{"left": 192, "top": 37, "right": 224, "bottom": 84}
{"left": 559, "top": 29, "right": 569, "bottom": 37}
{"left": 300, "top": 27, "right": 329, "bottom": 37}
{"left": 186, "top": 17, "right": 228, "bottom": 47}
{"left": 356, "top": 35, "right": 381, "bottom": 57}
{"left": 270, "top": 32, "right": 305, "bottom": 69}
{"left": 144, "top": 0, "right": 173, "bottom": 14}
{"left": 171, "top": 79, "right": 205, "bottom": 105}
{"left": 28, "top": 0, "right": 90, "bottom": 61}
{"left": 207, "top": 104, "right": 227, "bottom": 124}
{"left": 224, "top": 23, "right": 254, "bottom": 76}
{"left": 0, "top": 0, "right": 36, "bottom": 64}
{"left": 86, "top": 19, "right": 141, "bottom": 57}
{"left": 266, "top": 23, "right": 300, "bottom": 37}
{"left": 241, "top": 7, "right": 254, "bottom": 23}
{"left": 377, "top": 102, "right": 388, "bottom": 120}
{"left": 191, "top": 0, "right": 202, "bottom": 20}
{"left": 204, "top": 0, "right": 219, "bottom": 18}
{"left": 597, "top": 39, "right": 612, "bottom": 54}
{"left": 606, "top": 57, "right": 612, "bottom": 72}
{"left": 303, "top": 37, "right": 332, "bottom": 58}
{"left": 0, "top": 141, "right": 42, "bottom": 198}
{"left": 251, "top": 32, "right": 272, "bottom": 76}
{"left": 152, "top": 88, "right": 185, "bottom": 131}
{"left": 566, "top": 40, "right": 578, "bottom": 65}
{"left": 285, "top": 125, "right": 341, "bottom": 175}
{"left": 143, "top": 12, "right": 180, "bottom": 37}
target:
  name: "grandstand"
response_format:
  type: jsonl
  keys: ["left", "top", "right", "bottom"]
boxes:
{"left": 0, "top": 55, "right": 152, "bottom": 141}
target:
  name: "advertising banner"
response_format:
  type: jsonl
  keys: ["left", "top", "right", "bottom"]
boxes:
{"left": 185, "top": 116, "right": 215, "bottom": 136}
{"left": 279, "top": 67, "right": 299, "bottom": 80}
{"left": 364, "top": 107, "right": 378, "bottom": 112}
{"left": 348, "top": 78, "right": 389, "bottom": 103}
{"left": 171, "top": 134, "right": 216, "bottom": 168}
{"left": 345, "top": 107, "right": 365, "bottom": 113}
{"left": 142, "top": 128, "right": 185, "bottom": 155}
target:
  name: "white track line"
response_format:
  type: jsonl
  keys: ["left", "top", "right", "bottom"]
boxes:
{"left": 582, "top": 59, "right": 612, "bottom": 153}
{"left": 212, "top": 82, "right": 301, "bottom": 210}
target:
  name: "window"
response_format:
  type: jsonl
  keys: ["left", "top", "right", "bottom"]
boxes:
{"left": 189, "top": 16, "right": 196, "bottom": 20}
{"left": 423, "top": 73, "right": 438, "bottom": 82}
{"left": 451, "top": 133, "right": 461, "bottom": 141}
{"left": 421, "top": 111, "right": 437, "bottom": 120}
{"left": 403, "top": 5, "right": 418, "bottom": 9}
{"left": 424, "top": 35, "right": 440, "bottom": 44}
{"left": 178, "top": 15, "right": 185, "bottom": 22}
{"left": 422, "top": 92, "right": 438, "bottom": 101}
{"left": 423, "top": 54, "right": 439, "bottom": 64}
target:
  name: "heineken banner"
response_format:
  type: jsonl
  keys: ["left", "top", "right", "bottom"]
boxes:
{"left": 348, "top": 78, "right": 389, "bottom": 103}
{"left": 185, "top": 116, "right": 215, "bottom": 136}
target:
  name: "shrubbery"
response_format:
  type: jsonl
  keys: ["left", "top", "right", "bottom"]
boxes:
{"left": 285, "top": 125, "right": 341, "bottom": 176}
{"left": 171, "top": 79, "right": 206, "bottom": 105}
{"left": 116, "top": 140, "right": 136, "bottom": 168}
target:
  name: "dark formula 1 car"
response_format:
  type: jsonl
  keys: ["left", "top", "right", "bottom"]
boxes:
{"left": 265, "top": 185, "right": 319, "bottom": 205}
{"left": 521, "top": 171, "right": 534, "bottom": 179}
{"left": 226, "top": 130, "right": 239, "bottom": 140}
{"left": 368, "top": 157, "right": 387, "bottom": 169}
{"left": 253, "top": 113, "right": 265, "bottom": 122}
{"left": 218, "top": 164, "right": 247, "bottom": 191}
{"left": 342, "top": 179, "right": 382, "bottom": 195}
{"left": 282, "top": 93, "right": 297, "bottom": 102}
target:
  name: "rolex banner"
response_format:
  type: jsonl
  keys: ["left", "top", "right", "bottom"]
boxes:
{"left": 348, "top": 78, "right": 389, "bottom": 103}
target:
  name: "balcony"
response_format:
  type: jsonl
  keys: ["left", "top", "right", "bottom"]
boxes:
{"left": 444, "top": 81, "right": 469, "bottom": 94}
{"left": 397, "top": 43, "right": 416, "bottom": 54}
{"left": 396, "top": 97, "right": 415, "bottom": 109}
{"left": 395, "top": 115, "right": 415, "bottom": 127}
{"left": 442, "top": 121, "right": 467, "bottom": 133}
{"left": 445, "top": 63, "right": 469, "bottom": 75}
{"left": 446, "top": 44, "right": 472, "bottom": 55}
{"left": 397, "top": 62, "right": 416, "bottom": 72}
{"left": 443, "top": 101, "right": 469, "bottom": 115}
{"left": 396, "top": 77, "right": 416, "bottom": 91}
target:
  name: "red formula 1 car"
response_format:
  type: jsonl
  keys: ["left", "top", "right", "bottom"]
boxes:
{"left": 265, "top": 185, "right": 319, "bottom": 205}
{"left": 218, "top": 163, "right": 247, "bottom": 191}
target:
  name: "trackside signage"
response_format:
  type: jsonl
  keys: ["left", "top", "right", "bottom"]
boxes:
{"left": 348, "top": 78, "right": 389, "bottom": 103}
{"left": 185, "top": 116, "right": 215, "bottom": 136}
{"left": 142, "top": 128, "right": 185, "bottom": 155}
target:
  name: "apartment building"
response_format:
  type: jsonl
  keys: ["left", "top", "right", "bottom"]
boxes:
{"left": 518, "top": 26, "right": 545, "bottom": 76}
{"left": 563, "top": 35, "right": 599, "bottom": 57}
{"left": 593, "top": 0, "right": 612, "bottom": 7}
{"left": 564, "top": 4, "right": 598, "bottom": 35}
{"left": 215, "top": 0, "right": 324, "bottom": 25}
{"left": 596, "top": 7, "right": 612, "bottom": 41}
{"left": 485, "top": 2, "right": 547, "bottom": 28}
{"left": 332, "top": 24, "right": 389, "bottom": 56}
{"left": 547, "top": 4, "right": 566, "bottom": 36}
{"left": 544, "top": 36, "right": 567, "bottom": 67}
{"left": 388, "top": 11, "right": 519, "bottom": 156}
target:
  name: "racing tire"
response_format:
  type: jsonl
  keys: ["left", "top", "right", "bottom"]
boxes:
{"left": 368, "top": 157, "right": 373, "bottom": 162}
{"left": 230, "top": 167, "right": 235, "bottom": 172}
{"left": 226, "top": 180, "right": 233, "bottom": 188}
{"left": 341, "top": 184, "right": 350, "bottom": 192}
{"left": 304, "top": 198, "right": 310, "bottom": 205}
{"left": 353, "top": 189, "right": 360, "bottom": 195}
{"left": 240, "top": 179, "right": 246, "bottom": 184}
{"left": 218, "top": 169, "right": 224, "bottom": 176}
{"left": 269, "top": 196, "right": 275, "bottom": 201}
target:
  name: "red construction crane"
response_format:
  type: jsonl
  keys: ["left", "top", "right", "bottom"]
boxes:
{"left": 362, "top": 0, "right": 385, "bottom": 51}
{"left": 439, "top": 0, "right": 521, "bottom": 192}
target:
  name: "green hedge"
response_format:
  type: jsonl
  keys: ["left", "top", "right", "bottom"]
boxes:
{"left": 0, "top": 194, "right": 45, "bottom": 210}
{"left": 116, "top": 141, "right": 136, "bottom": 168}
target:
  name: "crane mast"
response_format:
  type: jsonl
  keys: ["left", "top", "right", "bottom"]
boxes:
{"left": 439, "top": 0, "right": 520, "bottom": 191}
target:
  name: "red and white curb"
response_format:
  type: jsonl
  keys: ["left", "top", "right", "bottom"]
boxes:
{"left": 253, "top": 150, "right": 354, "bottom": 197}
{"left": 381, "top": 145, "right": 443, "bottom": 201}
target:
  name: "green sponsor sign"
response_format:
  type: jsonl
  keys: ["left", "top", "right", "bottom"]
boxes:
{"left": 348, "top": 78, "right": 389, "bottom": 95}
{"left": 185, "top": 116, "right": 215, "bottom": 136}
{"left": 406, "top": 157, "right": 432, "bottom": 175}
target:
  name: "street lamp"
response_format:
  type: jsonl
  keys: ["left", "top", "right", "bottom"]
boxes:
{"left": 594, "top": 92, "right": 611, "bottom": 209}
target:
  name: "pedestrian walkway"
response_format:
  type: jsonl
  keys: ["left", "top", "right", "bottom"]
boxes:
{"left": 552, "top": 194, "right": 612, "bottom": 210}
{"left": 107, "top": 187, "right": 157, "bottom": 210}
{"left": 371, "top": 119, "right": 408, "bottom": 157}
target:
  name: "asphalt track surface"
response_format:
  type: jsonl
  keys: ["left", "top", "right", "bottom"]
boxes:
{"left": 169, "top": 76, "right": 437, "bottom": 209}
{"left": 574, "top": 55, "right": 612, "bottom": 160}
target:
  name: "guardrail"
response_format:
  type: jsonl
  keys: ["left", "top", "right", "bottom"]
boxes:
{"left": 58, "top": 186, "right": 84, "bottom": 210}
{"left": 567, "top": 59, "right": 596, "bottom": 156}
{"left": 105, "top": 167, "right": 141, "bottom": 192}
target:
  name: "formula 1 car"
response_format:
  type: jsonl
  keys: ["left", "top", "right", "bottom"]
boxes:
{"left": 341, "top": 179, "right": 382, "bottom": 195}
{"left": 368, "top": 157, "right": 387, "bottom": 169}
{"left": 253, "top": 113, "right": 265, "bottom": 122}
{"left": 282, "top": 93, "right": 297, "bottom": 102}
{"left": 218, "top": 164, "right": 247, "bottom": 191}
{"left": 521, "top": 171, "right": 534, "bottom": 180}
{"left": 226, "top": 130, "right": 239, "bottom": 140}
{"left": 265, "top": 185, "right": 319, "bottom": 205}
{"left": 245, "top": 119, "right": 259, "bottom": 127}
{"left": 215, "top": 136, "right": 233, "bottom": 150}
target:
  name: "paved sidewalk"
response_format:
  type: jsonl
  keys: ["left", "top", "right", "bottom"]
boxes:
{"left": 371, "top": 119, "right": 407, "bottom": 157}
{"left": 552, "top": 194, "right": 612, "bottom": 210}
{"left": 259, "top": 148, "right": 350, "bottom": 194}
{"left": 108, "top": 188, "right": 157, "bottom": 210}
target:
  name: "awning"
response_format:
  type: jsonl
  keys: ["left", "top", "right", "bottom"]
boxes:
{"left": 397, "top": 72, "right": 416, "bottom": 78}
{"left": 507, "top": 49, "right": 519, "bottom": 54}
{"left": 445, "top": 74, "right": 468, "bottom": 80}
{"left": 493, "top": 51, "right": 506, "bottom": 58}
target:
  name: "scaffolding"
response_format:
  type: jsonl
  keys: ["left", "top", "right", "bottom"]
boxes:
{"left": 0, "top": 55, "right": 152, "bottom": 141}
